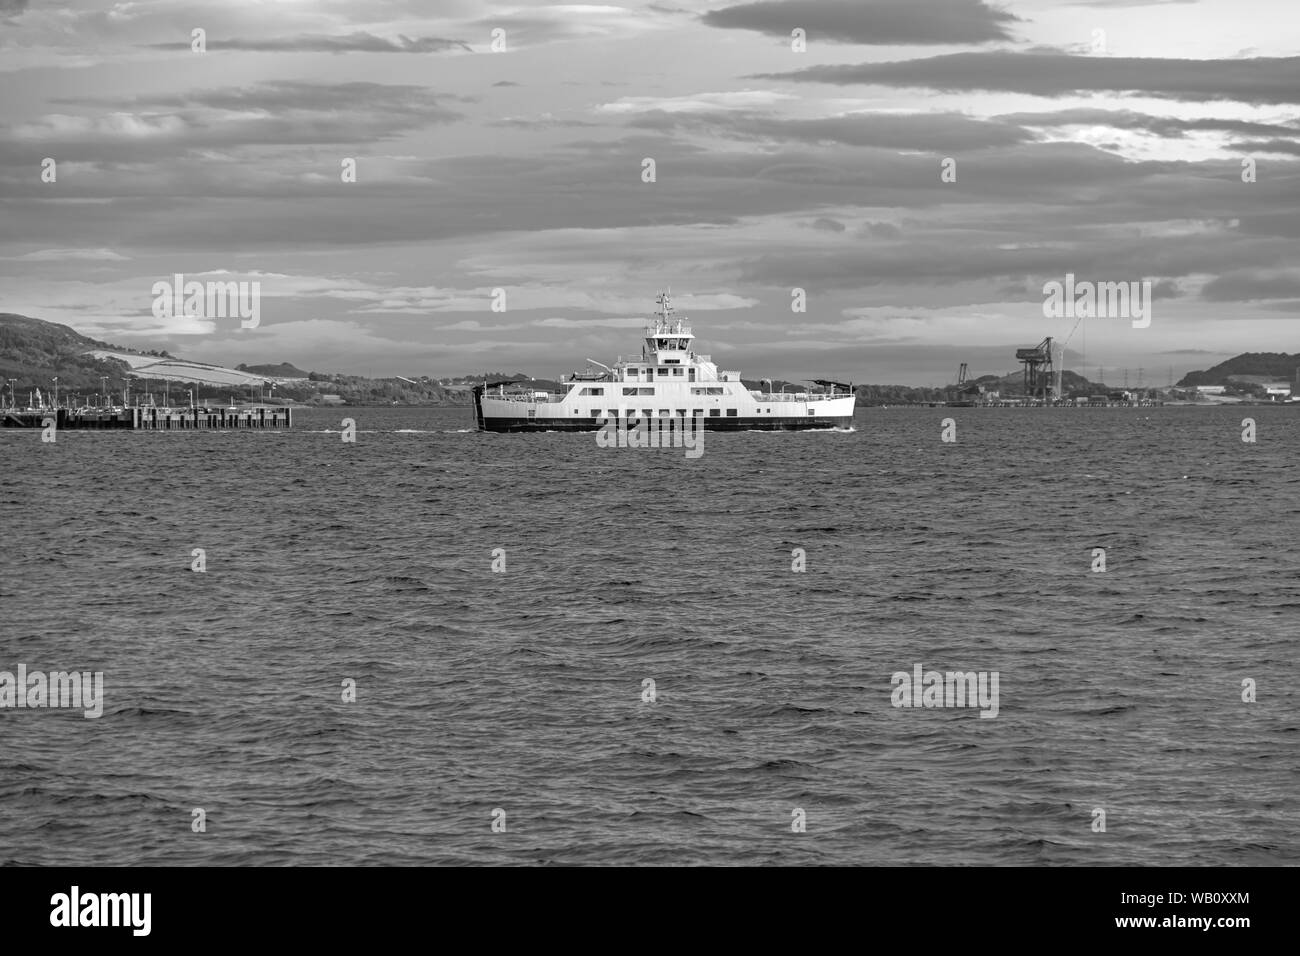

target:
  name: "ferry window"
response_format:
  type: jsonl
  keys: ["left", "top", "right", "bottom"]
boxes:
{"left": 642, "top": 409, "right": 653, "bottom": 417}
{"left": 581, "top": 387, "right": 604, "bottom": 395}
{"left": 639, "top": 387, "right": 654, "bottom": 395}
{"left": 676, "top": 409, "right": 686, "bottom": 417}
{"left": 726, "top": 409, "right": 737, "bottom": 416}
{"left": 708, "top": 409, "right": 720, "bottom": 417}
{"left": 591, "top": 410, "right": 600, "bottom": 417}
{"left": 608, "top": 409, "right": 618, "bottom": 417}
{"left": 658, "top": 409, "right": 670, "bottom": 417}
{"left": 672, "top": 368, "right": 683, "bottom": 375}
{"left": 657, "top": 368, "right": 668, "bottom": 376}
{"left": 622, "top": 387, "right": 638, "bottom": 395}
{"left": 807, "top": 409, "right": 814, "bottom": 415}
{"left": 692, "top": 409, "right": 703, "bottom": 418}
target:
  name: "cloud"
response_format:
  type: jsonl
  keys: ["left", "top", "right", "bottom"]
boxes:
{"left": 861, "top": 221, "right": 902, "bottom": 239}
{"left": 598, "top": 90, "right": 796, "bottom": 114}
{"left": 702, "top": 0, "right": 1019, "bottom": 45}
{"left": 333, "top": 282, "right": 758, "bottom": 316}
{"left": 1201, "top": 270, "right": 1300, "bottom": 301}
{"left": 1230, "top": 139, "right": 1300, "bottom": 156}
{"left": 4, "top": 82, "right": 463, "bottom": 156}
{"left": 172, "top": 33, "right": 472, "bottom": 54}
{"left": 626, "top": 108, "right": 1035, "bottom": 150}
{"left": 810, "top": 217, "right": 846, "bottom": 232}
{"left": 489, "top": 115, "right": 601, "bottom": 129}
{"left": 1065, "top": 0, "right": 1195, "bottom": 6}
{"left": 758, "top": 52, "right": 1300, "bottom": 106}
{"left": 53, "top": 81, "right": 467, "bottom": 117}
{"left": 467, "top": 4, "right": 664, "bottom": 47}
{"left": 2, "top": 248, "right": 129, "bottom": 262}
{"left": 993, "top": 108, "right": 1300, "bottom": 140}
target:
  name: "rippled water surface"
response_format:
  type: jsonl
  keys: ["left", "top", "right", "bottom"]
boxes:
{"left": 2, "top": 405, "right": 1298, "bottom": 865}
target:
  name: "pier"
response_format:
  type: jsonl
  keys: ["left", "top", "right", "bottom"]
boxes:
{"left": 1, "top": 406, "right": 293, "bottom": 430}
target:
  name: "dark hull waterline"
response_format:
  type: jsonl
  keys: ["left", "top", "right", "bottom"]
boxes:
{"left": 476, "top": 415, "right": 854, "bottom": 433}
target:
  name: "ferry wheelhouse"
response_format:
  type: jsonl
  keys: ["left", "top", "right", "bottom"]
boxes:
{"left": 473, "top": 293, "right": 856, "bottom": 432}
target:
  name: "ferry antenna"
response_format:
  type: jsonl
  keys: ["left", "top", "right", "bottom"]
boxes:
{"left": 655, "top": 289, "right": 675, "bottom": 324}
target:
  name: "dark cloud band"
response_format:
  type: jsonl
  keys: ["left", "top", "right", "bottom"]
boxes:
{"left": 758, "top": 52, "right": 1300, "bottom": 106}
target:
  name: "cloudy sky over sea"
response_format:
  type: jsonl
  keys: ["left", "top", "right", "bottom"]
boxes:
{"left": 1, "top": 0, "right": 1297, "bottom": 385}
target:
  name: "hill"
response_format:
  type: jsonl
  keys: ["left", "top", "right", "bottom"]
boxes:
{"left": 0, "top": 313, "right": 165, "bottom": 402}
{"left": 1177, "top": 353, "right": 1300, "bottom": 388}
{"left": 0, "top": 313, "right": 472, "bottom": 406}
{"left": 237, "top": 362, "right": 310, "bottom": 379}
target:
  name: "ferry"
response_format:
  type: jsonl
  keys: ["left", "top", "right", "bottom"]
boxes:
{"left": 473, "top": 292, "right": 856, "bottom": 432}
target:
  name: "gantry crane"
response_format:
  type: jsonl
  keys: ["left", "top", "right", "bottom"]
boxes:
{"left": 1016, "top": 337, "right": 1056, "bottom": 404}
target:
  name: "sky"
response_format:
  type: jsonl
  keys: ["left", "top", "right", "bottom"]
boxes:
{"left": 1, "top": 0, "right": 1297, "bottom": 387}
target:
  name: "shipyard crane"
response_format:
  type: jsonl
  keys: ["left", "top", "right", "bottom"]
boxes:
{"left": 946, "top": 363, "right": 984, "bottom": 406}
{"left": 1016, "top": 337, "right": 1056, "bottom": 404}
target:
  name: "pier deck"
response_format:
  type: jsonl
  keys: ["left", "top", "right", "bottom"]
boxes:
{"left": 2, "top": 407, "right": 293, "bottom": 430}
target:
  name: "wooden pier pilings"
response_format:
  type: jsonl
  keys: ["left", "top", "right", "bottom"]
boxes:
{"left": 1, "top": 407, "right": 293, "bottom": 430}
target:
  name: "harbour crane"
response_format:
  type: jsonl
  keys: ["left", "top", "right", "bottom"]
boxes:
{"left": 1016, "top": 337, "right": 1056, "bottom": 404}
{"left": 946, "top": 363, "right": 984, "bottom": 406}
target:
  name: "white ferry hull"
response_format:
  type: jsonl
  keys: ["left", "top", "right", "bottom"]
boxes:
{"left": 475, "top": 389, "right": 855, "bottom": 432}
